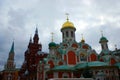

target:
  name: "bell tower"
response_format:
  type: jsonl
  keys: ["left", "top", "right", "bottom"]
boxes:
{"left": 4, "top": 41, "right": 15, "bottom": 70}
{"left": 99, "top": 31, "right": 109, "bottom": 51}
{"left": 49, "top": 32, "right": 57, "bottom": 55}
{"left": 61, "top": 13, "right": 76, "bottom": 43}
{"left": 3, "top": 42, "right": 18, "bottom": 80}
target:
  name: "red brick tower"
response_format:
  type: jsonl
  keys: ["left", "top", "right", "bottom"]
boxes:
{"left": 19, "top": 28, "right": 48, "bottom": 80}
{"left": 2, "top": 42, "right": 19, "bottom": 80}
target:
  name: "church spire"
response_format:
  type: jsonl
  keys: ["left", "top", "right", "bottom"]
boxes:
{"left": 29, "top": 35, "right": 32, "bottom": 43}
{"left": 115, "top": 44, "right": 117, "bottom": 51}
{"left": 4, "top": 42, "right": 15, "bottom": 70}
{"left": 9, "top": 41, "right": 14, "bottom": 53}
{"left": 35, "top": 27, "right": 38, "bottom": 34}
{"left": 101, "top": 30, "right": 103, "bottom": 37}
{"left": 33, "top": 27, "right": 39, "bottom": 44}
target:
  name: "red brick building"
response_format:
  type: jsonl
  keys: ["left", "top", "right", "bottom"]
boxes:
{"left": 19, "top": 28, "right": 48, "bottom": 80}
{"left": 2, "top": 42, "right": 19, "bottom": 80}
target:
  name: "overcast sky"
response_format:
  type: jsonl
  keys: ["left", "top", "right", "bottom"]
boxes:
{"left": 0, "top": 0, "right": 120, "bottom": 70}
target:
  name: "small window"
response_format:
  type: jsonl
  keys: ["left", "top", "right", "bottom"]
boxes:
{"left": 71, "top": 31, "right": 74, "bottom": 37}
{"left": 63, "top": 33, "right": 64, "bottom": 38}
{"left": 106, "top": 44, "right": 108, "bottom": 49}
{"left": 80, "top": 54, "right": 86, "bottom": 61}
{"left": 66, "top": 31, "right": 69, "bottom": 37}
{"left": 102, "top": 45, "right": 104, "bottom": 49}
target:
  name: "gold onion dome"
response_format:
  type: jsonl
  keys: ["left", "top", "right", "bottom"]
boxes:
{"left": 62, "top": 20, "right": 75, "bottom": 29}
{"left": 61, "top": 14, "right": 75, "bottom": 30}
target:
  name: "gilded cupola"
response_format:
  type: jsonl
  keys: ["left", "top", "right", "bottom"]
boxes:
{"left": 61, "top": 14, "right": 75, "bottom": 30}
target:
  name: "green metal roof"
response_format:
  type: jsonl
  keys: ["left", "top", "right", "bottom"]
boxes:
{"left": 99, "top": 36, "right": 108, "bottom": 43}
{"left": 58, "top": 48, "right": 66, "bottom": 54}
{"left": 52, "top": 65, "right": 74, "bottom": 71}
{"left": 115, "top": 63, "right": 120, "bottom": 69}
{"left": 49, "top": 42, "right": 56, "bottom": 48}
{"left": 75, "top": 61, "right": 109, "bottom": 69}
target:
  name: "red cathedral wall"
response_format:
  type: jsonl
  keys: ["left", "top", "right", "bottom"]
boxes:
{"left": 110, "top": 58, "right": 116, "bottom": 65}
{"left": 67, "top": 51, "right": 76, "bottom": 65}
{"left": 3, "top": 71, "right": 19, "bottom": 80}
{"left": 48, "top": 73, "right": 53, "bottom": 79}
{"left": 100, "top": 58, "right": 104, "bottom": 62}
{"left": 89, "top": 53, "right": 97, "bottom": 61}
{"left": 58, "top": 72, "right": 63, "bottom": 78}
{"left": 48, "top": 60, "right": 54, "bottom": 68}
{"left": 58, "top": 61, "right": 63, "bottom": 65}
{"left": 64, "top": 55, "right": 67, "bottom": 62}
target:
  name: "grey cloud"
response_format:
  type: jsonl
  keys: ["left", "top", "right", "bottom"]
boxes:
{"left": 0, "top": 0, "right": 120, "bottom": 70}
{"left": 8, "top": 8, "right": 28, "bottom": 29}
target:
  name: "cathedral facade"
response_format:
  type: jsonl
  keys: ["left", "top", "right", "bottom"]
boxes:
{"left": 1, "top": 16, "right": 120, "bottom": 80}
{"left": 36, "top": 17, "right": 120, "bottom": 80}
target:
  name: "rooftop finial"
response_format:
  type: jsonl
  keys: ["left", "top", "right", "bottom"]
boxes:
{"left": 81, "top": 33, "right": 85, "bottom": 42}
{"left": 51, "top": 32, "right": 54, "bottom": 42}
{"left": 115, "top": 44, "right": 117, "bottom": 50}
{"left": 13, "top": 38, "right": 15, "bottom": 41}
{"left": 101, "top": 30, "right": 103, "bottom": 37}
{"left": 66, "top": 13, "right": 69, "bottom": 21}
{"left": 35, "top": 24, "right": 38, "bottom": 34}
{"left": 81, "top": 34, "right": 84, "bottom": 40}
{"left": 29, "top": 35, "right": 32, "bottom": 43}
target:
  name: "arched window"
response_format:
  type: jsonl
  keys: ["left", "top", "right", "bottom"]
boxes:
{"left": 8, "top": 74, "right": 12, "bottom": 80}
{"left": 110, "top": 58, "right": 116, "bottom": 65}
{"left": 80, "top": 53, "right": 86, "bottom": 61}
{"left": 71, "top": 31, "right": 74, "bottom": 37}
{"left": 102, "top": 45, "right": 104, "bottom": 49}
{"left": 48, "top": 60, "right": 54, "bottom": 68}
{"left": 66, "top": 31, "right": 69, "bottom": 37}
{"left": 90, "top": 53, "right": 97, "bottom": 61}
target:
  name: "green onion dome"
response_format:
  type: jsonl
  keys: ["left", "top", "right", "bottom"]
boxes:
{"left": 99, "top": 36, "right": 108, "bottom": 43}
{"left": 49, "top": 42, "right": 56, "bottom": 48}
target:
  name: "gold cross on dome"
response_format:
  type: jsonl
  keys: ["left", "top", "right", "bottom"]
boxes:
{"left": 66, "top": 13, "right": 69, "bottom": 21}
{"left": 81, "top": 34, "right": 84, "bottom": 40}
{"left": 101, "top": 30, "right": 103, "bottom": 37}
{"left": 51, "top": 32, "right": 54, "bottom": 42}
